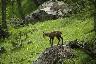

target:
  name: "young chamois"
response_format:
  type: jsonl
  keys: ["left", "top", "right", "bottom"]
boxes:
{"left": 43, "top": 31, "right": 63, "bottom": 46}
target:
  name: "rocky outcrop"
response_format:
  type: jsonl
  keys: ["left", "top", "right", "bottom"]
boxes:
{"left": 11, "top": 0, "right": 88, "bottom": 26}
{"left": 25, "top": 1, "right": 72, "bottom": 23}
{"left": 32, "top": 45, "right": 74, "bottom": 64}
{"left": 32, "top": 39, "right": 96, "bottom": 64}
{"left": 68, "top": 39, "right": 96, "bottom": 59}
{"left": 11, "top": 0, "right": 73, "bottom": 27}
{"left": 25, "top": 0, "right": 87, "bottom": 23}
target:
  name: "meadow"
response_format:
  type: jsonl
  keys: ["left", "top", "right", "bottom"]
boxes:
{"left": 0, "top": 15, "right": 95, "bottom": 64}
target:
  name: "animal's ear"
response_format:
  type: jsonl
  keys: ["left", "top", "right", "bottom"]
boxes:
{"left": 43, "top": 32, "right": 45, "bottom": 34}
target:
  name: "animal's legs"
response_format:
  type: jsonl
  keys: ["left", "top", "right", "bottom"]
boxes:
{"left": 50, "top": 38, "right": 54, "bottom": 47}
{"left": 60, "top": 36, "right": 63, "bottom": 45}
{"left": 51, "top": 38, "right": 54, "bottom": 46}
{"left": 57, "top": 37, "right": 60, "bottom": 45}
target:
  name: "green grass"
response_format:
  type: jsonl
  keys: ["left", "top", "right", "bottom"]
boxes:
{"left": 0, "top": 16, "right": 95, "bottom": 64}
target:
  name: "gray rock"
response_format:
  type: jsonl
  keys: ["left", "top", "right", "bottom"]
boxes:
{"left": 11, "top": 1, "right": 72, "bottom": 26}
{"left": 32, "top": 45, "right": 73, "bottom": 64}
{"left": 25, "top": 1, "right": 72, "bottom": 23}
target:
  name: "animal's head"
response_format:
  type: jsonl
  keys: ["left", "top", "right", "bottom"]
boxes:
{"left": 43, "top": 32, "right": 49, "bottom": 38}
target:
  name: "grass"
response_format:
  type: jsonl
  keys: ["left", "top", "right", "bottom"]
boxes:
{"left": 0, "top": 16, "right": 95, "bottom": 64}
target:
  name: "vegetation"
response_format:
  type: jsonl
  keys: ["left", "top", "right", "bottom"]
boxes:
{"left": 0, "top": 16, "right": 95, "bottom": 64}
{"left": 0, "top": 0, "right": 96, "bottom": 64}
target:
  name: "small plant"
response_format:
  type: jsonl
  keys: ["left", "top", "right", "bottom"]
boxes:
{"left": 0, "top": 46, "right": 6, "bottom": 54}
{"left": 11, "top": 42, "right": 22, "bottom": 51}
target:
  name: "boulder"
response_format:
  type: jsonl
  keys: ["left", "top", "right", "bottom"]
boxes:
{"left": 11, "top": 1, "right": 72, "bottom": 26}
{"left": 32, "top": 45, "right": 74, "bottom": 64}
{"left": 25, "top": 1, "right": 72, "bottom": 23}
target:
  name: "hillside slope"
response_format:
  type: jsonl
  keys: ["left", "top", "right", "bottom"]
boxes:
{"left": 0, "top": 16, "right": 95, "bottom": 64}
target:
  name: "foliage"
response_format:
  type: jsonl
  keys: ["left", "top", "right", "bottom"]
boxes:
{"left": 0, "top": 0, "right": 96, "bottom": 64}
{"left": 0, "top": 16, "right": 95, "bottom": 64}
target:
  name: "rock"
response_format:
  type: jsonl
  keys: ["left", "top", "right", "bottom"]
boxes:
{"left": 11, "top": 0, "right": 87, "bottom": 26}
{"left": 67, "top": 39, "right": 96, "bottom": 59}
{"left": 11, "top": 1, "right": 72, "bottom": 26}
{"left": 39, "top": 1, "right": 71, "bottom": 16}
{"left": 25, "top": 1, "right": 72, "bottom": 23}
{"left": 32, "top": 45, "right": 74, "bottom": 64}
{"left": 67, "top": 39, "right": 84, "bottom": 49}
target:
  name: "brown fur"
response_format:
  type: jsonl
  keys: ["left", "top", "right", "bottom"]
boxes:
{"left": 43, "top": 31, "right": 63, "bottom": 46}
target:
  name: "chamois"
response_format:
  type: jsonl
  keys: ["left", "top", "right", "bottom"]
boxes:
{"left": 43, "top": 31, "right": 63, "bottom": 46}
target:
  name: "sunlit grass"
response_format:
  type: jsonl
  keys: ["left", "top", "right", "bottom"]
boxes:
{"left": 0, "top": 17, "right": 94, "bottom": 64}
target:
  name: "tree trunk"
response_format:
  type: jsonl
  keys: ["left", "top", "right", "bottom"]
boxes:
{"left": 11, "top": 0, "right": 15, "bottom": 19}
{"left": 16, "top": 0, "right": 25, "bottom": 23}
{"left": 89, "top": 0, "right": 96, "bottom": 37}
{"left": 93, "top": 1, "right": 96, "bottom": 36}
{"left": 1, "top": 0, "right": 7, "bottom": 29}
